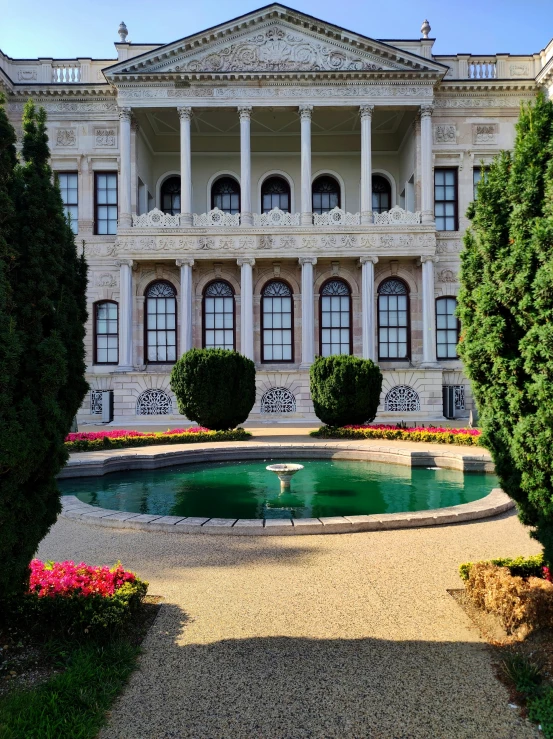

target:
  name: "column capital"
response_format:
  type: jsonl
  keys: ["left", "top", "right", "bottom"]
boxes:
{"left": 237, "top": 257, "right": 255, "bottom": 267}
{"left": 115, "top": 259, "right": 134, "bottom": 268}
{"left": 237, "top": 106, "right": 252, "bottom": 120}
{"left": 359, "top": 256, "right": 379, "bottom": 265}
{"left": 299, "top": 256, "right": 317, "bottom": 266}
{"left": 299, "top": 104, "right": 313, "bottom": 119}
{"left": 420, "top": 255, "right": 439, "bottom": 264}
{"left": 177, "top": 106, "right": 193, "bottom": 121}
{"left": 176, "top": 258, "right": 194, "bottom": 268}
{"left": 118, "top": 107, "right": 132, "bottom": 122}
{"left": 359, "top": 104, "right": 374, "bottom": 119}
{"left": 420, "top": 103, "right": 435, "bottom": 118}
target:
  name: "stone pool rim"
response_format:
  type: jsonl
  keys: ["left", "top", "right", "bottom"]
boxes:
{"left": 58, "top": 442, "right": 514, "bottom": 535}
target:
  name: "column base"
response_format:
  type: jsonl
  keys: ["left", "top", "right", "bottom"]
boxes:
{"left": 299, "top": 362, "right": 313, "bottom": 370}
{"left": 180, "top": 213, "right": 193, "bottom": 227}
{"left": 360, "top": 211, "right": 373, "bottom": 225}
{"left": 420, "top": 361, "right": 440, "bottom": 369}
{"left": 118, "top": 214, "right": 132, "bottom": 229}
{"left": 301, "top": 213, "right": 313, "bottom": 226}
{"left": 421, "top": 211, "right": 435, "bottom": 225}
{"left": 114, "top": 365, "right": 134, "bottom": 373}
{"left": 240, "top": 212, "right": 253, "bottom": 226}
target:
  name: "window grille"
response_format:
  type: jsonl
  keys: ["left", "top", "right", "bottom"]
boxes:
{"left": 260, "top": 387, "right": 296, "bottom": 413}
{"left": 136, "top": 389, "right": 172, "bottom": 415}
{"left": 384, "top": 385, "right": 420, "bottom": 412}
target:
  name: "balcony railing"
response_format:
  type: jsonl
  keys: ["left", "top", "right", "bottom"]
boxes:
{"left": 131, "top": 206, "right": 422, "bottom": 229}
{"left": 52, "top": 63, "right": 82, "bottom": 83}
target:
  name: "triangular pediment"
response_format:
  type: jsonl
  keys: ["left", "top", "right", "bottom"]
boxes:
{"left": 105, "top": 4, "right": 447, "bottom": 78}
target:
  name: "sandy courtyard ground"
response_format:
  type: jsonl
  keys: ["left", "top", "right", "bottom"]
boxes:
{"left": 38, "top": 507, "right": 542, "bottom": 739}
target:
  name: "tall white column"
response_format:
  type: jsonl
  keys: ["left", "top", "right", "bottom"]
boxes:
{"left": 116, "top": 259, "right": 134, "bottom": 370}
{"left": 360, "top": 105, "right": 374, "bottom": 225}
{"left": 299, "top": 257, "right": 317, "bottom": 367}
{"left": 238, "top": 107, "right": 252, "bottom": 226}
{"left": 420, "top": 104, "right": 434, "bottom": 225}
{"left": 118, "top": 107, "right": 132, "bottom": 228}
{"left": 238, "top": 258, "right": 255, "bottom": 359}
{"left": 176, "top": 258, "right": 194, "bottom": 355}
{"left": 421, "top": 255, "right": 438, "bottom": 366}
{"left": 177, "top": 107, "right": 193, "bottom": 226}
{"left": 360, "top": 256, "right": 378, "bottom": 361}
{"left": 299, "top": 105, "right": 313, "bottom": 226}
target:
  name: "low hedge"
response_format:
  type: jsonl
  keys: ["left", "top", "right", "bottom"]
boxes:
{"left": 65, "top": 428, "right": 251, "bottom": 453}
{"left": 311, "top": 425, "right": 481, "bottom": 446}
{"left": 459, "top": 554, "right": 546, "bottom": 582}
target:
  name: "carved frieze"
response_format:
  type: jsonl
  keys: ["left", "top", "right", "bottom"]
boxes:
{"left": 55, "top": 128, "right": 77, "bottom": 147}
{"left": 433, "top": 124, "right": 456, "bottom": 144}
{"left": 436, "top": 238, "right": 463, "bottom": 255}
{"left": 94, "top": 128, "right": 117, "bottom": 147}
{"left": 472, "top": 123, "right": 498, "bottom": 144}
{"left": 510, "top": 63, "right": 530, "bottom": 77}
{"left": 8, "top": 100, "right": 117, "bottom": 114}
{"left": 18, "top": 69, "right": 38, "bottom": 81}
{"left": 435, "top": 96, "right": 534, "bottom": 109}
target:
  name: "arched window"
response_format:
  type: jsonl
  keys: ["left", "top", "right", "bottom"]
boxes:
{"left": 94, "top": 300, "right": 118, "bottom": 364}
{"left": 262, "top": 281, "right": 293, "bottom": 363}
{"left": 261, "top": 176, "right": 290, "bottom": 213}
{"left": 203, "top": 281, "right": 235, "bottom": 350}
{"left": 372, "top": 175, "right": 392, "bottom": 214}
{"left": 145, "top": 281, "right": 177, "bottom": 363}
{"left": 160, "top": 176, "right": 181, "bottom": 216}
{"left": 211, "top": 176, "right": 240, "bottom": 214}
{"left": 312, "top": 175, "right": 340, "bottom": 214}
{"left": 320, "top": 279, "right": 352, "bottom": 356}
{"left": 378, "top": 278, "right": 410, "bottom": 360}
{"left": 436, "top": 296, "right": 459, "bottom": 359}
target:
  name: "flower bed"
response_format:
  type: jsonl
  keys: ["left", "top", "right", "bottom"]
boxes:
{"left": 311, "top": 423, "right": 481, "bottom": 446}
{"left": 65, "top": 427, "right": 251, "bottom": 452}
{"left": 13, "top": 560, "right": 149, "bottom": 635}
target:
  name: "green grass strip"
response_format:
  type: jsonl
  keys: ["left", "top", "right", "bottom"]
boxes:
{"left": 0, "top": 640, "right": 140, "bottom": 739}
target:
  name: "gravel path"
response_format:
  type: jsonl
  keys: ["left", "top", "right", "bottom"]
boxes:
{"left": 37, "top": 506, "right": 542, "bottom": 738}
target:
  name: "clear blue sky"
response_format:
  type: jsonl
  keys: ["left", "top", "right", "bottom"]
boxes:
{"left": 1, "top": 0, "right": 552, "bottom": 59}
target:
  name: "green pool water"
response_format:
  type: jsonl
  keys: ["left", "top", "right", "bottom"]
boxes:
{"left": 59, "top": 459, "right": 498, "bottom": 520}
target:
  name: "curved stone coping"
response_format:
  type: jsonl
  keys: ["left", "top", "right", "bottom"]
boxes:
{"left": 60, "top": 488, "right": 514, "bottom": 536}
{"left": 59, "top": 441, "right": 495, "bottom": 479}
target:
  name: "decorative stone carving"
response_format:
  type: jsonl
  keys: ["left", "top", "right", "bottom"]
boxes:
{"left": 433, "top": 124, "right": 456, "bottom": 144}
{"left": 260, "top": 387, "right": 296, "bottom": 414}
{"left": 436, "top": 238, "right": 462, "bottom": 254}
{"left": 438, "top": 269, "right": 457, "bottom": 283}
{"left": 472, "top": 123, "right": 497, "bottom": 144}
{"left": 384, "top": 385, "right": 421, "bottom": 412}
{"left": 313, "top": 207, "right": 360, "bottom": 226}
{"left": 94, "top": 128, "right": 116, "bottom": 147}
{"left": 165, "top": 27, "right": 389, "bottom": 74}
{"left": 96, "top": 273, "right": 117, "bottom": 287}
{"left": 56, "top": 128, "right": 76, "bottom": 147}
{"left": 435, "top": 96, "right": 533, "bottom": 109}
{"left": 198, "top": 236, "right": 216, "bottom": 250}
{"left": 510, "top": 63, "right": 530, "bottom": 77}
{"left": 132, "top": 209, "right": 180, "bottom": 228}
{"left": 258, "top": 235, "right": 276, "bottom": 250}
{"left": 373, "top": 206, "right": 422, "bottom": 225}
{"left": 193, "top": 208, "right": 240, "bottom": 227}
{"left": 279, "top": 236, "right": 296, "bottom": 249}
{"left": 18, "top": 69, "right": 37, "bottom": 81}
{"left": 253, "top": 208, "right": 301, "bottom": 226}
{"left": 136, "top": 389, "right": 172, "bottom": 416}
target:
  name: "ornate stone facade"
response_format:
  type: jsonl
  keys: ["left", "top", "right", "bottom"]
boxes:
{"left": 2, "top": 4, "right": 550, "bottom": 422}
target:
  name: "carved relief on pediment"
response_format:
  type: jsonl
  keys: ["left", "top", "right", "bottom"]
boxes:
{"left": 163, "top": 26, "right": 393, "bottom": 74}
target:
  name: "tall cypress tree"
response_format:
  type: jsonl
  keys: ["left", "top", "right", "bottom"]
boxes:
{"left": 0, "top": 99, "right": 88, "bottom": 597}
{"left": 458, "top": 93, "right": 553, "bottom": 564}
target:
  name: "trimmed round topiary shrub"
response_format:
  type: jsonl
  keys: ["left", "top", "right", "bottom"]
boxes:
{"left": 310, "top": 355, "right": 383, "bottom": 427}
{"left": 170, "top": 348, "right": 255, "bottom": 430}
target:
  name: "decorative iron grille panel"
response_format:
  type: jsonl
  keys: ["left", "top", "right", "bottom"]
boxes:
{"left": 263, "top": 281, "right": 291, "bottom": 297}
{"left": 321, "top": 280, "right": 350, "bottom": 296}
{"left": 136, "top": 389, "right": 172, "bottom": 416}
{"left": 205, "top": 281, "right": 233, "bottom": 297}
{"left": 146, "top": 282, "right": 176, "bottom": 298}
{"left": 379, "top": 278, "right": 407, "bottom": 295}
{"left": 260, "top": 387, "right": 296, "bottom": 414}
{"left": 91, "top": 390, "right": 103, "bottom": 415}
{"left": 384, "top": 385, "right": 420, "bottom": 412}
{"left": 453, "top": 385, "right": 465, "bottom": 410}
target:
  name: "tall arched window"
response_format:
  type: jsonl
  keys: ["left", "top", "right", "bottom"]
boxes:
{"left": 203, "top": 281, "right": 235, "bottom": 350}
{"left": 261, "top": 176, "right": 290, "bottom": 212}
{"left": 160, "top": 176, "right": 181, "bottom": 215}
{"left": 312, "top": 175, "right": 340, "bottom": 214}
{"left": 372, "top": 175, "right": 392, "bottom": 214}
{"left": 145, "top": 281, "right": 177, "bottom": 363}
{"left": 211, "top": 176, "right": 240, "bottom": 214}
{"left": 262, "top": 281, "right": 293, "bottom": 363}
{"left": 320, "top": 279, "right": 352, "bottom": 356}
{"left": 378, "top": 278, "right": 410, "bottom": 360}
{"left": 94, "top": 300, "right": 118, "bottom": 364}
{"left": 436, "top": 296, "right": 459, "bottom": 359}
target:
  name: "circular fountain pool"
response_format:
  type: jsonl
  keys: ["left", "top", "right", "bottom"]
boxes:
{"left": 59, "top": 458, "right": 498, "bottom": 521}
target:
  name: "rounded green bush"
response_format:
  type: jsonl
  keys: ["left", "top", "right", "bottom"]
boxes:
{"left": 170, "top": 348, "right": 256, "bottom": 430}
{"left": 309, "top": 355, "right": 383, "bottom": 427}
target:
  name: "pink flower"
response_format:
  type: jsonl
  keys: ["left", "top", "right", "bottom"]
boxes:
{"left": 65, "top": 427, "right": 209, "bottom": 442}
{"left": 543, "top": 566, "right": 552, "bottom": 583}
{"left": 29, "top": 560, "right": 136, "bottom": 598}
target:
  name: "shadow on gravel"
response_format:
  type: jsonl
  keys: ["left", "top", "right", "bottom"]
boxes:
{"left": 100, "top": 603, "right": 536, "bottom": 739}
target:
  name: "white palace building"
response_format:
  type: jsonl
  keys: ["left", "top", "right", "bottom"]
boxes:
{"left": 2, "top": 4, "right": 552, "bottom": 423}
